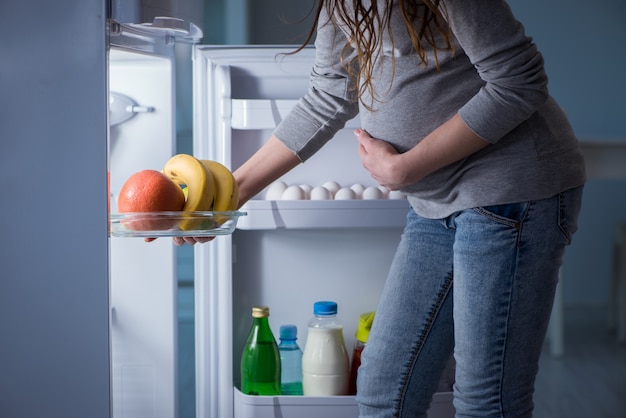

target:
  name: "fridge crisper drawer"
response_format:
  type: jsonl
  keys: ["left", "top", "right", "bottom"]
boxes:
{"left": 233, "top": 388, "right": 455, "bottom": 418}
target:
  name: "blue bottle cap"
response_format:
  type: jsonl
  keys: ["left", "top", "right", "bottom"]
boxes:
{"left": 279, "top": 324, "right": 297, "bottom": 340}
{"left": 313, "top": 301, "right": 337, "bottom": 316}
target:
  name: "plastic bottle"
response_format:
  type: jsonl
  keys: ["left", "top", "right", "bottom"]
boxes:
{"left": 302, "top": 301, "right": 350, "bottom": 396}
{"left": 278, "top": 324, "right": 304, "bottom": 395}
{"left": 348, "top": 311, "right": 375, "bottom": 395}
{"left": 240, "top": 306, "right": 281, "bottom": 395}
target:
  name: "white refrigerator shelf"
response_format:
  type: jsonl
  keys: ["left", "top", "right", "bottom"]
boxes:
{"left": 237, "top": 199, "right": 411, "bottom": 230}
{"left": 233, "top": 387, "right": 455, "bottom": 418}
{"left": 231, "top": 99, "right": 360, "bottom": 130}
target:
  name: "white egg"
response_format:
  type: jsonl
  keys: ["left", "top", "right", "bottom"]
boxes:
{"left": 265, "top": 181, "right": 287, "bottom": 200}
{"left": 388, "top": 190, "right": 406, "bottom": 200}
{"left": 310, "top": 186, "right": 331, "bottom": 200}
{"left": 299, "top": 184, "right": 312, "bottom": 199}
{"left": 322, "top": 180, "right": 341, "bottom": 197}
{"left": 362, "top": 186, "right": 384, "bottom": 200}
{"left": 378, "top": 186, "right": 390, "bottom": 198}
{"left": 334, "top": 187, "right": 357, "bottom": 200}
{"left": 350, "top": 183, "right": 365, "bottom": 199}
{"left": 281, "top": 185, "right": 305, "bottom": 200}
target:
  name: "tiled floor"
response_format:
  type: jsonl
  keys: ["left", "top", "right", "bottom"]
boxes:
{"left": 534, "top": 306, "right": 626, "bottom": 418}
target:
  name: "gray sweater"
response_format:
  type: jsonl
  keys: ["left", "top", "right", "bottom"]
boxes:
{"left": 273, "top": 0, "right": 586, "bottom": 218}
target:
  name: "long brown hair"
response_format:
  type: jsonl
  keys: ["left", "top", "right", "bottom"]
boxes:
{"left": 295, "top": 0, "right": 453, "bottom": 109}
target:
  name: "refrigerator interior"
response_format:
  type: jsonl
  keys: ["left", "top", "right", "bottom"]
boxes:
{"left": 193, "top": 46, "right": 454, "bottom": 418}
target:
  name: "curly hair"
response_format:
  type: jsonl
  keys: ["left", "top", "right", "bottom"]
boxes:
{"left": 295, "top": 0, "right": 454, "bottom": 110}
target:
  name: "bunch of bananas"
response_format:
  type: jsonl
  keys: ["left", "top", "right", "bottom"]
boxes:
{"left": 162, "top": 154, "right": 239, "bottom": 229}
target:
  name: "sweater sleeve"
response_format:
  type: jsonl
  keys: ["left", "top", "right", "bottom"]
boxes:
{"left": 443, "top": 0, "right": 549, "bottom": 143}
{"left": 272, "top": 10, "right": 360, "bottom": 161}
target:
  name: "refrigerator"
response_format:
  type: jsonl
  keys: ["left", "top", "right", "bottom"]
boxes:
{"left": 108, "top": 20, "right": 455, "bottom": 418}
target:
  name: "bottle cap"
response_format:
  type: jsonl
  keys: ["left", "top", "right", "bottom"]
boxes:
{"left": 313, "top": 301, "right": 337, "bottom": 316}
{"left": 251, "top": 306, "right": 270, "bottom": 318}
{"left": 355, "top": 311, "right": 375, "bottom": 343}
{"left": 279, "top": 324, "right": 297, "bottom": 340}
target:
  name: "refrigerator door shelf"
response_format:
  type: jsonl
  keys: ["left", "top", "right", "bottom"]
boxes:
{"left": 237, "top": 199, "right": 409, "bottom": 230}
{"left": 109, "top": 17, "right": 202, "bottom": 56}
{"left": 233, "top": 387, "right": 455, "bottom": 418}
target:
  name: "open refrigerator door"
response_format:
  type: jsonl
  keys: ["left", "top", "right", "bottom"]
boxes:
{"left": 192, "top": 46, "right": 454, "bottom": 418}
{"left": 107, "top": 17, "right": 200, "bottom": 418}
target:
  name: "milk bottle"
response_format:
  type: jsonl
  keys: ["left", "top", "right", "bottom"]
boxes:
{"left": 302, "top": 301, "right": 350, "bottom": 396}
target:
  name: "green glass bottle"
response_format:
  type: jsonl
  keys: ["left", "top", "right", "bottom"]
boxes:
{"left": 240, "top": 306, "right": 281, "bottom": 395}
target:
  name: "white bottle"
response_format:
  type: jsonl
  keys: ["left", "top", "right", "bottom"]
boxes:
{"left": 302, "top": 301, "right": 350, "bottom": 396}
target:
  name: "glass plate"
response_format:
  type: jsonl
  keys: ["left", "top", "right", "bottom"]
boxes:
{"left": 109, "top": 211, "right": 247, "bottom": 238}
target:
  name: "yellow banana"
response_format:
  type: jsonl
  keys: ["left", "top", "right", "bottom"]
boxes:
{"left": 162, "top": 154, "right": 215, "bottom": 230}
{"left": 200, "top": 160, "right": 239, "bottom": 212}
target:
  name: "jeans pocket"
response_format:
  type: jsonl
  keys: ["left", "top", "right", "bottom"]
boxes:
{"left": 472, "top": 201, "right": 530, "bottom": 229}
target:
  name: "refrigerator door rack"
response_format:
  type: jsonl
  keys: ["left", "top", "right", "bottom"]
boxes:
{"left": 109, "top": 210, "right": 246, "bottom": 237}
{"left": 109, "top": 17, "right": 202, "bottom": 55}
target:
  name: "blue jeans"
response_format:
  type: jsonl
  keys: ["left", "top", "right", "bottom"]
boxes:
{"left": 356, "top": 186, "right": 584, "bottom": 418}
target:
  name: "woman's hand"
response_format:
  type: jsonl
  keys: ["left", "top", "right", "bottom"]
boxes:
{"left": 172, "top": 236, "right": 214, "bottom": 246}
{"left": 355, "top": 128, "right": 408, "bottom": 190}
{"left": 153, "top": 135, "right": 301, "bottom": 246}
{"left": 355, "top": 114, "right": 490, "bottom": 191}
{"left": 143, "top": 236, "right": 214, "bottom": 245}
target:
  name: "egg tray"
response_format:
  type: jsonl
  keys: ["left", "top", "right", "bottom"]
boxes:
{"left": 109, "top": 211, "right": 247, "bottom": 238}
